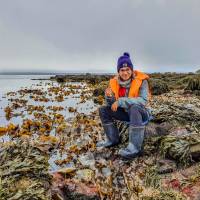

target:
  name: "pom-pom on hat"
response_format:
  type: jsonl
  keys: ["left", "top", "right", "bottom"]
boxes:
{"left": 117, "top": 52, "right": 133, "bottom": 72}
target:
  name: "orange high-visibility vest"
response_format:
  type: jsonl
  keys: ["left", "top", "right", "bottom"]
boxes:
{"left": 109, "top": 70, "right": 150, "bottom": 100}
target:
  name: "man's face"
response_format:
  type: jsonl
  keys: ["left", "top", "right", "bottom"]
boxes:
{"left": 118, "top": 67, "right": 132, "bottom": 81}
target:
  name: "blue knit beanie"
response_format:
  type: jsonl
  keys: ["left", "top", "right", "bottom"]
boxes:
{"left": 117, "top": 52, "right": 133, "bottom": 72}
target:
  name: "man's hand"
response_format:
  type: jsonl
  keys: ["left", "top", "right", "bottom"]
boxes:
{"left": 111, "top": 101, "right": 118, "bottom": 112}
{"left": 105, "top": 87, "right": 113, "bottom": 97}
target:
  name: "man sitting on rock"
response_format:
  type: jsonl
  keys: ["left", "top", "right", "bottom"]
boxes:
{"left": 98, "top": 52, "right": 151, "bottom": 159}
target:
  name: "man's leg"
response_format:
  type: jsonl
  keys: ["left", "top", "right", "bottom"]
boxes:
{"left": 99, "top": 106, "right": 129, "bottom": 124}
{"left": 119, "top": 104, "right": 147, "bottom": 159}
{"left": 98, "top": 106, "right": 129, "bottom": 147}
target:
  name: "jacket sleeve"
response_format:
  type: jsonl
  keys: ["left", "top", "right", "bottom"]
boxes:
{"left": 117, "top": 80, "right": 149, "bottom": 108}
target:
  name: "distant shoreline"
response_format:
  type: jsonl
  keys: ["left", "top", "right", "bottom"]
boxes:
{"left": 0, "top": 71, "right": 198, "bottom": 75}
{"left": 0, "top": 72, "right": 115, "bottom": 75}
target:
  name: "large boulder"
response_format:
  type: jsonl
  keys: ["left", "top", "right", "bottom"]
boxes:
{"left": 55, "top": 75, "right": 67, "bottom": 83}
{"left": 148, "top": 79, "right": 169, "bottom": 95}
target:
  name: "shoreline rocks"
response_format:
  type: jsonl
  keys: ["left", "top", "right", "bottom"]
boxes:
{"left": 1, "top": 73, "right": 200, "bottom": 199}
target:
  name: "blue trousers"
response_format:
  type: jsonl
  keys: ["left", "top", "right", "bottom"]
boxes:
{"left": 99, "top": 104, "right": 150, "bottom": 127}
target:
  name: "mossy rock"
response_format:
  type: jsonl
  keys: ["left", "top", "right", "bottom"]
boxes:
{"left": 86, "top": 75, "right": 110, "bottom": 84}
{"left": 148, "top": 79, "right": 169, "bottom": 95}
{"left": 55, "top": 75, "right": 67, "bottom": 83}
{"left": 185, "top": 76, "right": 200, "bottom": 91}
{"left": 196, "top": 69, "right": 200, "bottom": 74}
{"left": 176, "top": 76, "right": 193, "bottom": 88}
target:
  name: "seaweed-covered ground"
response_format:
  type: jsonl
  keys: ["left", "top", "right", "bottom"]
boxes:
{"left": 0, "top": 72, "right": 200, "bottom": 200}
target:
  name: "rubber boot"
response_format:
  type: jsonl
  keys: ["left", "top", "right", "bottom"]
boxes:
{"left": 97, "top": 123, "right": 120, "bottom": 147}
{"left": 118, "top": 126, "right": 145, "bottom": 159}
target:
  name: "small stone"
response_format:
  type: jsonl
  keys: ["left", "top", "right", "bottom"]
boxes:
{"left": 75, "top": 169, "right": 94, "bottom": 182}
{"left": 78, "top": 152, "right": 95, "bottom": 168}
{"left": 102, "top": 167, "right": 112, "bottom": 177}
{"left": 57, "top": 167, "right": 76, "bottom": 175}
{"left": 157, "top": 159, "right": 176, "bottom": 174}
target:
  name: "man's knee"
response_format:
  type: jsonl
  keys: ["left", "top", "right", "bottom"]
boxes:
{"left": 129, "top": 104, "right": 141, "bottom": 114}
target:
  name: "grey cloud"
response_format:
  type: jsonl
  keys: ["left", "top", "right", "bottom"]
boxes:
{"left": 0, "top": 0, "right": 199, "bottom": 73}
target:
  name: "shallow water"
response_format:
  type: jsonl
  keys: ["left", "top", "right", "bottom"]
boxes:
{"left": 0, "top": 75, "right": 97, "bottom": 170}
{"left": 0, "top": 75, "right": 96, "bottom": 126}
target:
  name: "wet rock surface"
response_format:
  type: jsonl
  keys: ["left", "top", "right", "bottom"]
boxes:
{"left": 52, "top": 172, "right": 99, "bottom": 200}
{"left": 0, "top": 73, "right": 200, "bottom": 199}
{"left": 0, "top": 140, "right": 52, "bottom": 200}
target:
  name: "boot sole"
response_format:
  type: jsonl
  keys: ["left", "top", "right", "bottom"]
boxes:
{"left": 97, "top": 142, "right": 120, "bottom": 148}
{"left": 105, "top": 142, "right": 120, "bottom": 148}
{"left": 120, "top": 151, "right": 143, "bottom": 160}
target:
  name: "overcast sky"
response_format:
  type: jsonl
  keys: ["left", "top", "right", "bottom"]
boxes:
{"left": 0, "top": 0, "right": 199, "bottom": 73}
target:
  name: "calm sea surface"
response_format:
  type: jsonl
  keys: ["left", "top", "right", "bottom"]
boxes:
{"left": 0, "top": 75, "right": 96, "bottom": 126}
